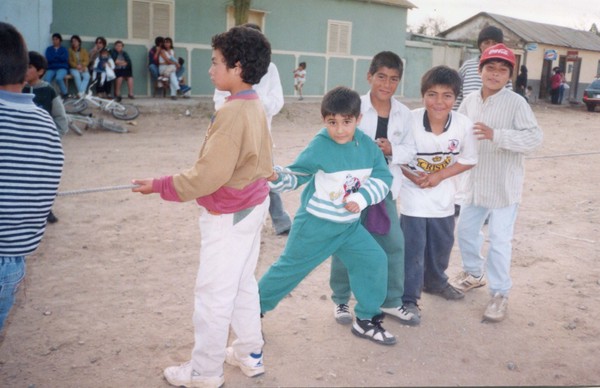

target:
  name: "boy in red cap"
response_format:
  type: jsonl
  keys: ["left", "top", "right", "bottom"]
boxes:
{"left": 451, "top": 43, "right": 543, "bottom": 322}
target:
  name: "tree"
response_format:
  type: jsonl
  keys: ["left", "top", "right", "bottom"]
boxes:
{"left": 233, "top": 0, "right": 251, "bottom": 26}
{"left": 590, "top": 23, "right": 599, "bottom": 35}
{"left": 410, "top": 17, "right": 448, "bottom": 36}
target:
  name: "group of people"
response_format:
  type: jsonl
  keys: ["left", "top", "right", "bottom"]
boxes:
{"left": 1, "top": 19, "right": 544, "bottom": 388}
{"left": 550, "top": 66, "right": 569, "bottom": 104}
{"left": 42, "top": 33, "right": 135, "bottom": 101}
{"left": 148, "top": 36, "right": 192, "bottom": 100}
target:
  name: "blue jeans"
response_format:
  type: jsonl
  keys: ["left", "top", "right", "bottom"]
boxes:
{"left": 268, "top": 191, "right": 291, "bottom": 234}
{"left": 44, "top": 68, "right": 68, "bottom": 95}
{"left": 401, "top": 215, "right": 455, "bottom": 305}
{"left": 457, "top": 203, "right": 519, "bottom": 296}
{"left": 149, "top": 64, "right": 159, "bottom": 80}
{"left": 70, "top": 68, "right": 90, "bottom": 94}
{"left": 0, "top": 256, "right": 26, "bottom": 332}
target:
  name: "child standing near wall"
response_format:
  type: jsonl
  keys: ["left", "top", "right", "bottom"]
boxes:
{"left": 293, "top": 62, "right": 306, "bottom": 100}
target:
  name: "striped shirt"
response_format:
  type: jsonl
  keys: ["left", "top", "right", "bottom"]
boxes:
{"left": 458, "top": 87, "right": 542, "bottom": 208}
{"left": 0, "top": 90, "right": 64, "bottom": 256}
{"left": 454, "top": 56, "right": 513, "bottom": 110}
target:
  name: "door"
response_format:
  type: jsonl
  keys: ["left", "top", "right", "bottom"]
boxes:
{"left": 540, "top": 59, "right": 553, "bottom": 99}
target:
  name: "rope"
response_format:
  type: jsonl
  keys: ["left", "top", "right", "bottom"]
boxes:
{"left": 57, "top": 184, "right": 139, "bottom": 197}
{"left": 526, "top": 151, "right": 600, "bottom": 160}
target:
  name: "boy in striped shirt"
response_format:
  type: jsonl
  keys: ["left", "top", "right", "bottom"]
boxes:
{"left": 0, "top": 22, "right": 64, "bottom": 332}
{"left": 452, "top": 44, "right": 543, "bottom": 322}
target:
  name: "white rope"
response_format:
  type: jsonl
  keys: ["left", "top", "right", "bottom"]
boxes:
{"left": 57, "top": 184, "right": 139, "bottom": 197}
{"left": 526, "top": 151, "right": 600, "bottom": 160}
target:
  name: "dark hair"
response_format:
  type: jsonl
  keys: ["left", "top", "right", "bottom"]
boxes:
{"left": 211, "top": 26, "right": 271, "bottom": 85}
{"left": 321, "top": 86, "right": 361, "bottom": 118}
{"left": 114, "top": 40, "right": 124, "bottom": 47}
{"left": 477, "top": 26, "right": 503, "bottom": 48}
{"left": 368, "top": 51, "right": 403, "bottom": 79}
{"left": 299, "top": 61, "right": 306, "bottom": 68}
{"left": 52, "top": 32, "right": 63, "bottom": 42}
{"left": 28, "top": 51, "right": 48, "bottom": 72}
{"left": 154, "top": 36, "right": 164, "bottom": 46}
{"left": 420, "top": 65, "right": 461, "bottom": 97}
{"left": 0, "top": 22, "right": 28, "bottom": 86}
{"left": 479, "top": 59, "right": 514, "bottom": 77}
{"left": 95, "top": 36, "right": 107, "bottom": 47}
{"left": 242, "top": 23, "right": 262, "bottom": 32}
{"left": 70, "top": 35, "right": 82, "bottom": 47}
{"left": 520, "top": 65, "right": 527, "bottom": 73}
{"left": 163, "top": 37, "right": 174, "bottom": 48}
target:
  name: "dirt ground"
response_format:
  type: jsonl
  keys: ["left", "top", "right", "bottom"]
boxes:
{"left": 0, "top": 97, "right": 599, "bottom": 387}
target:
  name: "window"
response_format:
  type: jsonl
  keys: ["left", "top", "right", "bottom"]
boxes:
{"left": 226, "top": 6, "right": 266, "bottom": 30}
{"left": 327, "top": 20, "right": 352, "bottom": 55}
{"left": 130, "top": 0, "right": 173, "bottom": 40}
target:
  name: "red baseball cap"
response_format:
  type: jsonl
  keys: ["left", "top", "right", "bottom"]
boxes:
{"left": 480, "top": 43, "right": 516, "bottom": 67}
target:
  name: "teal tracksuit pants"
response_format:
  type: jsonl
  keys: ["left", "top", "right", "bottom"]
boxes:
{"left": 259, "top": 210, "right": 387, "bottom": 320}
{"left": 329, "top": 193, "right": 405, "bottom": 308}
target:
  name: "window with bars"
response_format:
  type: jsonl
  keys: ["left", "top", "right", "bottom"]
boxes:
{"left": 131, "top": 0, "right": 173, "bottom": 40}
{"left": 327, "top": 20, "right": 351, "bottom": 55}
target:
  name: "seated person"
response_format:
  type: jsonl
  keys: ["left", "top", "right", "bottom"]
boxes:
{"left": 43, "top": 32, "right": 69, "bottom": 99}
{"left": 110, "top": 40, "right": 135, "bottom": 101}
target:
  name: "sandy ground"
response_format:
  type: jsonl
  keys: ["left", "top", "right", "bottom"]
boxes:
{"left": 0, "top": 97, "right": 599, "bottom": 387}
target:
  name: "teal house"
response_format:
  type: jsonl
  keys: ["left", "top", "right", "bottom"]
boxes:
{"left": 2, "top": 0, "right": 421, "bottom": 97}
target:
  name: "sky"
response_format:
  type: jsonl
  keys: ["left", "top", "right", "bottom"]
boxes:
{"left": 406, "top": 0, "right": 600, "bottom": 32}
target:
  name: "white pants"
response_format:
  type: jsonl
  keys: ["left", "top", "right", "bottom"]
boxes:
{"left": 191, "top": 198, "right": 269, "bottom": 377}
{"left": 457, "top": 203, "right": 519, "bottom": 296}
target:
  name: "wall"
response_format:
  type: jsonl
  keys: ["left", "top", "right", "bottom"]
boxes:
{"left": 404, "top": 41, "right": 433, "bottom": 99}
{"left": 0, "top": 0, "right": 53, "bottom": 52}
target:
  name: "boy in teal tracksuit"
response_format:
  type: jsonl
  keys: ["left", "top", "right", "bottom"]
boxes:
{"left": 259, "top": 86, "right": 396, "bottom": 345}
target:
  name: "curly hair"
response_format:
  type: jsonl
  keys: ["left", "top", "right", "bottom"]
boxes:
{"left": 211, "top": 26, "right": 271, "bottom": 85}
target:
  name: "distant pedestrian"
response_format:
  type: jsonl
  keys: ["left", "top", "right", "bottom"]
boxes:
{"left": 516, "top": 65, "right": 527, "bottom": 98}
{"left": 293, "top": 62, "right": 306, "bottom": 100}
{"left": 550, "top": 67, "right": 562, "bottom": 104}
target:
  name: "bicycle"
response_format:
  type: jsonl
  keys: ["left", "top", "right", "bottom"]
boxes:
{"left": 67, "top": 113, "right": 127, "bottom": 135}
{"left": 63, "top": 80, "right": 139, "bottom": 120}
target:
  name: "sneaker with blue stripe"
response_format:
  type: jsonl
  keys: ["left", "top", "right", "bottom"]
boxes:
{"left": 225, "top": 347, "right": 265, "bottom": 377}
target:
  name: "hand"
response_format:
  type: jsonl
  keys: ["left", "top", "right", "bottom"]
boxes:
{"left": 131, "top": 179, "right": 154, "bottom": 194}
{"left": 375, "top": 138, "right": 392, "bottom": 156}
{"left": 414, "top": 171, "right": 442, "bottom": 189}
{"left": 473, "top": 122, "right": 494, "bottom": 141}
{"left": 343, "top": 200, "right": 360, "bottom": 213}
{"left": 267, "top": 171, "right": 279, "bottom": 182}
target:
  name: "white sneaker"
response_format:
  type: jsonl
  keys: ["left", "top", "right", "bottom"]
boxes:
{"left": 163, "top": 361, "right": 224, "bottom": 388}
{"left": 452, "top": 271, "right": 487, "bottom": 292}
{"left": 333, "top": 303, "right": 353, "bottom": 325}
{"left": 225, "top": 347, "right": 265, "bottom": 377}
{"left": 483, "top": 293, "right": 508, "bottom": 322}
{"left": 381, "top": 304, "right": 420, "bottom": 326}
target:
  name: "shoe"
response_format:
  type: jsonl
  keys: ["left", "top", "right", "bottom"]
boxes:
{"left": 351, "top": 314, "right": 396, "bottom": 346}
{"left": 334, "top": 303, "right": 353, "bottom": 325}
{"left": 115, "top": 96, "right": 122, "bottom": 102}
{"left": 171, "top": 96, "right": 178, "bottom": 100}
{"left": 381, "top": 304, "right": 420, "bottom": 326}
{"left": 483, "top": 292, "right": 508, "bottom": 322}
{"left": 424, "top": 283, "right": 465, "bottom": 300}
{"left": 225, "top": 347, "right": 265, "bottom": 377}
{"left": 61, "top": 94, "right": 69, "bottom": 101}
{"left": 128, "top": 94, "right": 135, "bottom": 99}
{"left": 180, "top": 85, "right": 191, "bottom": 94}
{"left": 452, "top": 271, "right": 486, "bottom": 292}
{"left": 47, "top": 210, "right": 58, "bottom": 224}
{"left": 298, "top": 96, "right": 304, "bottom": 101}
{"left": 163, "top": 361, "right": 224, "bottom": 388}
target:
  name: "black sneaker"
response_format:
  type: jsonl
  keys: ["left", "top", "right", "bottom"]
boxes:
{"left": 47, "top": 210, "right": 58, "bottom": 224}
{"left": 351, "top": 314, "right": 396, "bottom": 346}
{"left": 424, "top": 283, "right": 464, "bottom": 300}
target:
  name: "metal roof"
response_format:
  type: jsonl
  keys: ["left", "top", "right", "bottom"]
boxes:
{"left": 352, "top": 0, "right": 416, "bottom": 9}
{"left": 441, "top": 12, "right": 600, "bottom": 52}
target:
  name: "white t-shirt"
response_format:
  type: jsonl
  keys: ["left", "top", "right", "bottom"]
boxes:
{"left": 399, "top": 108, "right": 478, "bottom": 218}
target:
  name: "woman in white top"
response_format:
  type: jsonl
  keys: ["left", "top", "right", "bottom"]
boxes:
{"left": 158, "top": 37, "right": 180, "bottom": 99}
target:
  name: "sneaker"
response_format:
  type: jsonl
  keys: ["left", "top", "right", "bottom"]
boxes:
{"left": 483, "top": 293, "right": 508, "bottom": 322}
{"left": 424, "top": 283, "right": 465, "bottom": 300}
{"left": 351, "top": 314, "right": 396, "bottom": 345}
{"left": 381, "top": 304, "right": 420, "bottom": 326}
{"left": 334, "top": 303, "right": 353, "bottom": 325}
{"left": 452, "top": 271, "right": 486, "bottom": 292}
{"left": 225, "top": 347, "right": 265, "bottom": 377}
{"left": 115, "top": 95, "right": 122, "bottom": 102}
{"left": 47, "top": 210, "right": 58, "bottom": 224}
{"left": 180, "top": 85, "right": 192, "bottom": 94}
{"left": 163, "top": 361, "right": 224, "bottom": 388}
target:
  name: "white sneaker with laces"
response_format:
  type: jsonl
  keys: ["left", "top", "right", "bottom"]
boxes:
{"left": 483, "top": 292, "right": 509, "bottom": 322}
{"left": 452, "top": 271, "right": 487, "bottom": 292}
{"left": 333, "top": 303, "right": 353, "bottom": 325}
{"left": 225, "top": 347, "right": 265, "bottom": 377}
{"left": 381, "top": 305, "right": 421, "bottom": 326}
{"left": 163, "top": 361, "right": 224, "bottom": 388}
